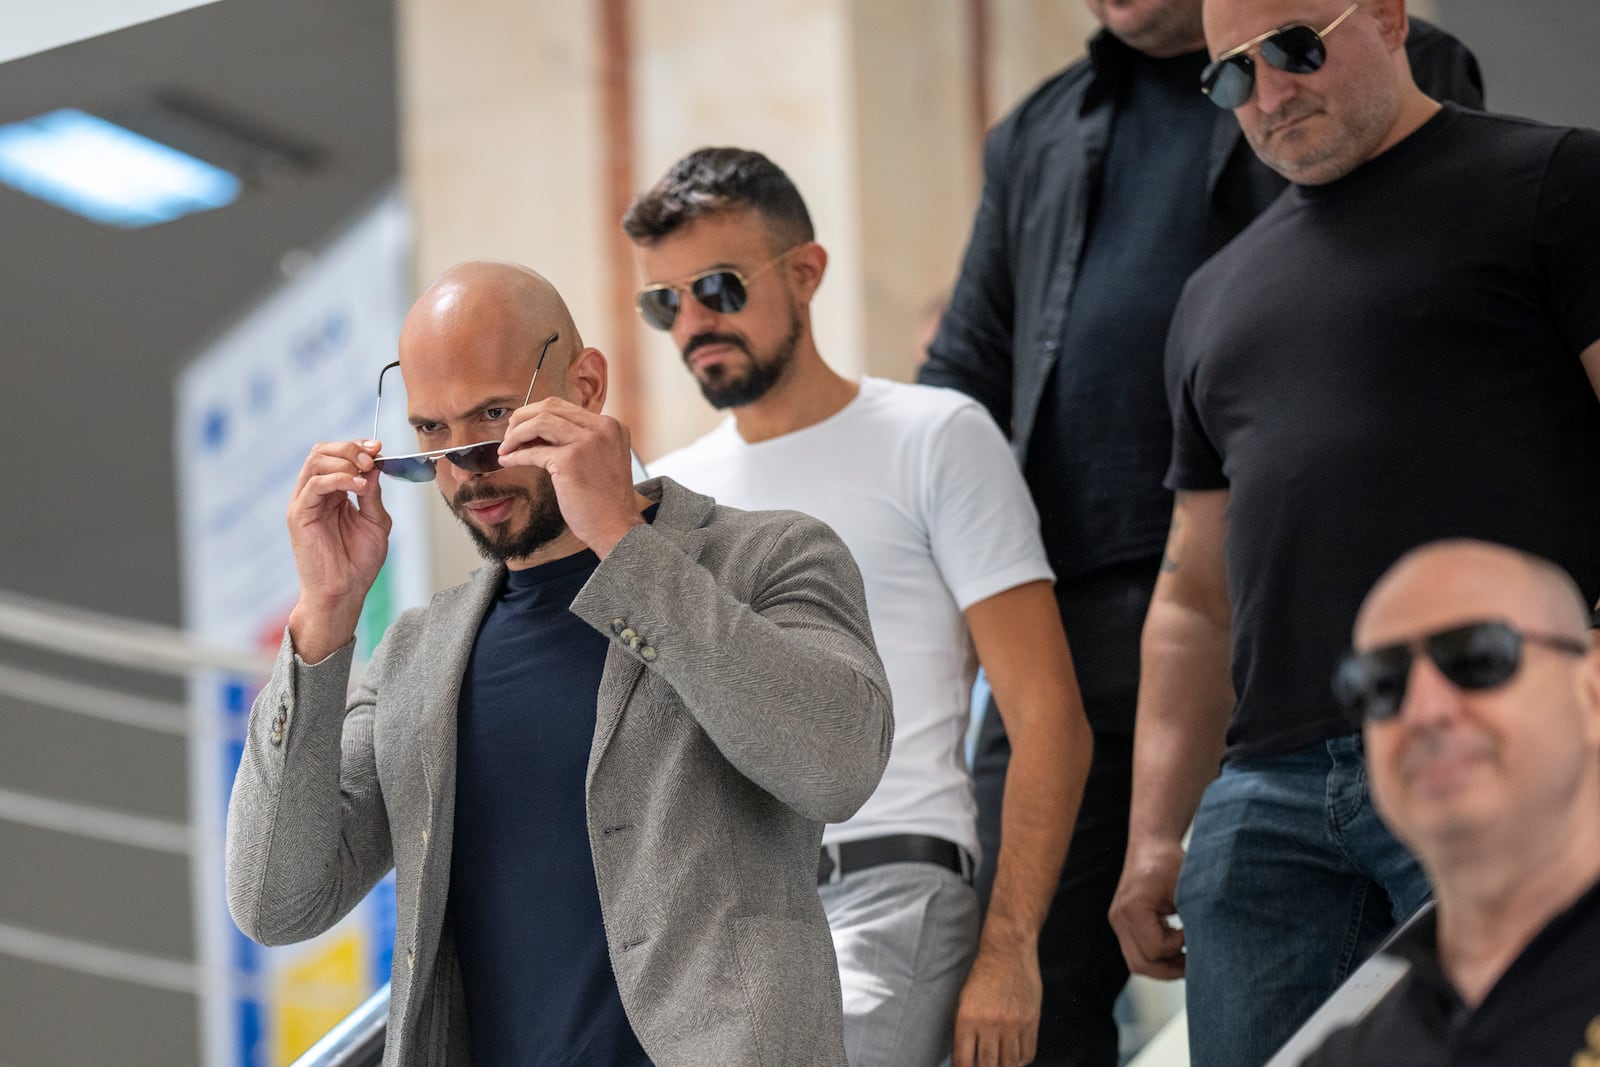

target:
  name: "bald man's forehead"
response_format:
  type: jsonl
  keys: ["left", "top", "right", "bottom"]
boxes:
{"left": 1355, "top": 545, "right": 1587, "bottom": 648}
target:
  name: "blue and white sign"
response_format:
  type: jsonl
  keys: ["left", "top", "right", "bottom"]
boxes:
{"left": 176, "top": 191, "right": 427, "bottom": 1067}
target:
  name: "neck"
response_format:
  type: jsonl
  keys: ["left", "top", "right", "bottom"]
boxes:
{"left": 730, "top": 342, "right": 859, "bottom": 444}
{"left": 1369, "top": 85, "right": 1443, "bottom": 164}
{"left": 1431, "top": 804, "right": 1600, "bottom": 1008}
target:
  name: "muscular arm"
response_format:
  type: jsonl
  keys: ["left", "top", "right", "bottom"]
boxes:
{"left": 1109, "top": 489, "right": 1234, "bottom": 979}
{"left": 952, "top": 580, "right": 1092, "bottom": 1067}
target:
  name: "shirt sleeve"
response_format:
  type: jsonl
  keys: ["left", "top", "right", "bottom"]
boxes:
{"left": 917, "top": 120, "right": 1019, "bottom": 432}
{"left": 1535, "top": 128, "right": 1600, "bottom": 357}
{"left": 922, "top": 397, "right": 1054, "bottom": 611}
{"left": 1164, "top": 287, "right": 1230, "bottom": 492}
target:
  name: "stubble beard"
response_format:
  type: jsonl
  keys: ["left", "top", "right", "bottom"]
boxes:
{"left": 1252, "top": 88, "right": 1399, "bottom": 186}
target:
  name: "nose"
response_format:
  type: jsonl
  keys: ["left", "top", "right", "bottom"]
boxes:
{"left": 1252, "top": 60, "right": 1298, "bottom": 118}
{"left": 672, "top": 288, "right": 720, "bottom": 345}
{"left": 1397, "top": 653, "right": 1464, "bottom": 728}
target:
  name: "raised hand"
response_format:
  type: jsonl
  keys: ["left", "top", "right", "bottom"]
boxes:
{"left": 497, "top": 398, "right": 643, "bottom": 557}
{"left": 284, "top": 439, "right": 392, "bottom": 662}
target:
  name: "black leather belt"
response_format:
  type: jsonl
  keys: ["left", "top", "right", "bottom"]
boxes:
{"left": 817, "top": 834, "right": 972, "bottom": 885}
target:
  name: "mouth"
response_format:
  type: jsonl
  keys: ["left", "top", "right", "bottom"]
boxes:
{"left": 1403, "top": 747, "right": 1490, "bottom": 797}
{"left": 461, "top": 497, "right": 515, "bottom": 526}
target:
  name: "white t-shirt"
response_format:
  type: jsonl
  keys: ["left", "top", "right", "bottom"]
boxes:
{"left": 648, "top": 377, "right": 1053, "bottom": 856}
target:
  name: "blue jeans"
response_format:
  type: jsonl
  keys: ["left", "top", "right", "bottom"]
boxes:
{"left": 1175, "top": 735, "right": 1431, "bottom": 1067}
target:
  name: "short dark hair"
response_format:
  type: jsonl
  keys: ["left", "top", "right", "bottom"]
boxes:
{"left": 623, "top": 147, "right": 814, "bottom": 249}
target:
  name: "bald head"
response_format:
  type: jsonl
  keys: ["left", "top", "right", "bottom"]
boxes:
{"left": 401, "top": 260, "right": 583, "bottom": 383}
{"left": 1356, "top": 540, "right": 1590, "bottom": 651}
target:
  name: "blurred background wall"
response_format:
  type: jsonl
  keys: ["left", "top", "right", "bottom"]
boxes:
{"left": 0, "top": 1, "right": 1595, "bottom": 1063}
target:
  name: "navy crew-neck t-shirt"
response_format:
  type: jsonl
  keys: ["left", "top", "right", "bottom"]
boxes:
{"left": 448, "top": 541, "right": 653, "bottom": 1065}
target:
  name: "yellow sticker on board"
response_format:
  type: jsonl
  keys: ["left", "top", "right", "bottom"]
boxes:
{"left": 271, "top": 932, "right": 369, "bottom": 1066}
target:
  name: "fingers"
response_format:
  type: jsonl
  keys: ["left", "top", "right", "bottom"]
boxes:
{"left": 954, "top": 1002, "right": 1037, "bottom": 1067}
{"left": 1113, "top": 905, "right": 1186, "bottom": 979}
{"left": 294, "top": 440, "right": 380, "bottom": 496}
{"left": 500, "top": 402, "right": 616, "bottom": 458}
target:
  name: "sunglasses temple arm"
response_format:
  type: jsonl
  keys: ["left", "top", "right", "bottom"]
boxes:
{"left": 523, "top": 332, "right": 560, "bottom": 406}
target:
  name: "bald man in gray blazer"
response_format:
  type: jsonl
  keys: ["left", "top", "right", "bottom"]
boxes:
{"left": 225, "top": 262, "right": 892, "bottom": 1067}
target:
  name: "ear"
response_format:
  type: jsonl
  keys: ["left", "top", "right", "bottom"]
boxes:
{"left": 568, "top": 346, "right": 609, "bottom": 414}
{"left": 1576, "top": 643, "right": 1600, "bottom": 749}
{"left": 1368, "top": 0, "right": 1409, "bottom": 51}
{"left": 785, "top": 241, "right": 828, "bottom": 305}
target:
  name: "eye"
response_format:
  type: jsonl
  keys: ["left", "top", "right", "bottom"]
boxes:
{"left": 413, "top": 421, "right": 443, "bottom": 437}
{"left": 483, "top": 407, "right": 511, "bottom": 422}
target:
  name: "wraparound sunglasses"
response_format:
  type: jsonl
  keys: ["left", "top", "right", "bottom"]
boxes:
{"left": 1332, "top": 619, "right": 1588, "bottom": 723}
{"left": 1201, "top": 2, "right": 1360, "bottom": 110}
{"left": 370, "top": 331, "right": 559, "bottom": 482}
{"left": 635, "top": 245, "right": 803, "bottom": 331}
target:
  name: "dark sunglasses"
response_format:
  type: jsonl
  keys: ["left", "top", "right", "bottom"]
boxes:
{"left": 370, "top": 331, "right": 559, "bottom": 482}
{"left": 1201, "top": 1, "right": 1360, "bottom": 110}
{"left": 1333, "top": 619, "right": 1588, "bottom": 723}
{"left": 635, "top": 245, "right": 803, "bottom": 331}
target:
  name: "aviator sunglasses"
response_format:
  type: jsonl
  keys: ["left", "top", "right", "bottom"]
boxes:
{"left": 1201, "top": 1, "right": 1360, "bottom": 110}
{"left": 370, "top": 331, "right": 559, "bottom": 482}
{"left": 1332, "top": 619, "right": 1589, "bottom": 723}
{"left": 635, "top": 244, "right": 803, "bottom": 331}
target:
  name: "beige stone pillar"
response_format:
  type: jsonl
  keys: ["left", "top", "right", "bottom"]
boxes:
{"left": 398, "top": 0, "right": 1088, "bottom": 586}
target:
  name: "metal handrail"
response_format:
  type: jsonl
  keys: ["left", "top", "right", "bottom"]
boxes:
{"left": 289, "top": 982, "right": 389, "bottom": 1067}
{"left": 0, "top": 587, "right": 274, "bottom": 678}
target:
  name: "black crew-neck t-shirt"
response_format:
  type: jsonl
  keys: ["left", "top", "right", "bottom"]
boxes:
{"left": 1301, "top": 876, "right": 1600, "bottom": 1065}
{"left": 1166, "top": 105, "right": 1600, "bottom": 761}
{"left": 448, "top": 543, "right": 653, "bottom": 1065}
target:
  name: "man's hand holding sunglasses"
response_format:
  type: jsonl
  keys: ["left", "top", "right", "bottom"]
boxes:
{"left": 496, "top": 395, "right": 644, "bottom": 560}
{"left": 284, "top": 437, "right": 394, "bottom": 664}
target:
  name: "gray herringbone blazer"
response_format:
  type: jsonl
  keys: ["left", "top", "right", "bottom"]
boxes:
{"left": 225, "top": 478, "right": 892, "bottom": 1066}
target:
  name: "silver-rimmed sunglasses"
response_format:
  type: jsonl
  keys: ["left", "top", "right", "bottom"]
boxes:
{"left": 370, "top": 331, "right": 559, "bottom": 482}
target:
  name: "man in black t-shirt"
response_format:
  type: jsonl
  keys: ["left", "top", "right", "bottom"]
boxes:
{"left": 1114, "top": 0, "right": 1600, "bottom": 1064}
{"left": 1299, "top": 540, "right": 1600, "bottom": 1066}
{"left": 920, "top": 4, "right": 1481, "bottom": 1063}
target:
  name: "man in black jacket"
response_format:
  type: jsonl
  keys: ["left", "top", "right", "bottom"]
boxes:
{"left": 918, "top": 3, "right": 1481, "bottom": 1063}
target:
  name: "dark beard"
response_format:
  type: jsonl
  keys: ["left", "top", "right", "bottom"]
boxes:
{"left": 686, "top": 310, "right": 802, "bottom": 410}
{"left": 451, "top": 479, "right": 568, "bottom": 563}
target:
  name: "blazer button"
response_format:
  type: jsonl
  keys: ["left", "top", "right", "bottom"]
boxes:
{"left": 626, "top": 635, "right": 643, "bottom": 651}
{"left": 611, "top": 617, "right": 627, "bottom": 634}
{"left": 421, "top": 828, "right": 429, "bottom": 846}
{"left": 407, "top": 950, "right": 415, "bottom": 971}
{"left": 640, "top": 646, "right": 658, "bottom": 662}
{"left": 619, "top": 627, "right": 639, "bottom": 643}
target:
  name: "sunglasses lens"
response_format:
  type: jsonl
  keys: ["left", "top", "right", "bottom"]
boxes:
{"left": 1334, "top": 646, "right": 1412, "bottom": 722}
{"left": 1429, "top": 622, "right": 1521, "bottom": 691}
{"left": 637, "top": 287, "right": 680, "bottom": 331}
{"left": 377, "top": 455, "right": 437, "bottom": 482}
{"left": 690, "top": 271, "right": 749, "bottom": 315}
{"left": 1261, "top": 25, "right": 1327, "bottom": 74}
{"left": 1202, "top": 56, "right": 1255, "bottom": 109}
{"left": 444, "top": 442, "right": 504, "bottom": 474}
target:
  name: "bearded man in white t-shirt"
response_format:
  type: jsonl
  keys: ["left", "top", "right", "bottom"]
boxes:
{"left": 627, "top": 146, "right": 1093, "bottom": 1067}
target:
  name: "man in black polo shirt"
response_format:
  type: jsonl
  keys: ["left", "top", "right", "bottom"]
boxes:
{"left": 1300, "top": 540, "right": 1600, "bottom": 1065}
{"left": 1119, "top": 0, "right": 1600, "bottom": 1063}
